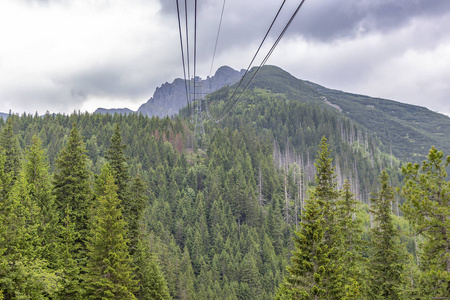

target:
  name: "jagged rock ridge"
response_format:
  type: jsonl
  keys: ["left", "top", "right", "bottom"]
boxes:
{"left": 93, "top": 66, "right": 244, "bottom": 117}
{"left": 137, "top": 66, "right": 245, "bottom": 118}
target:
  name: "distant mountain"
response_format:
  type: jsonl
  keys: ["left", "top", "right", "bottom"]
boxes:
{"left": 95, "top": 66, "right": 245, "bottom": 117}
{"left": 136, "top": 66, "right": 245, "bottom": 117}
{"left": 221, "top": 65, "right": 450, "bottom": 160}
{"left": 93, "top": 64, "right": 450, "bottom": 160}
{"left": 94, "top": 107, "right": 134, "bottom": 115}
{"left": 0, "top": 112, "right": 8, "bottom": 120}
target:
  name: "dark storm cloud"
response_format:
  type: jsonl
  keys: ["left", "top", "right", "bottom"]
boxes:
{"left": 294, "top": 0, "right": 450, "bottom": 41}
{"left": 160, "top": 0, "right": 450, "bottom": 43}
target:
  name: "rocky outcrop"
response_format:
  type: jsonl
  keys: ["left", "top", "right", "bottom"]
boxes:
{"left": 93, "top": 66, "right": 244, "bottom": 118}
{"left": 137, "top": 66, "right": 245, "bottom": 118}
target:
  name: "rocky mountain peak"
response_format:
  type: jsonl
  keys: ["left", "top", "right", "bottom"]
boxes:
{"left": 137, "top": 66, "right": 245, "bottom": 118}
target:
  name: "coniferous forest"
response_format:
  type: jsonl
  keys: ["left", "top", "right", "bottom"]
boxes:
{"left": 0, "top": 92, "right": 449, "bottom": 299}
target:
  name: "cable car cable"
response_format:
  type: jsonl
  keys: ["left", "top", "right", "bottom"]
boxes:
{"left": 175, "top": 0, "right": 191, "bottom": 115}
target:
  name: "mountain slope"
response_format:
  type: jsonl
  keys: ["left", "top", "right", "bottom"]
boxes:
{"left": 234, "top": 65, "right": 450, "bottom": 160}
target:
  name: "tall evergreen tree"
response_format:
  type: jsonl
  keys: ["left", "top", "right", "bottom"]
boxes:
{"left": 0, "top": 152, "right": 11, "bottom": 205}
{"left": 402, "top": 147, "right": 450, "bottom": 297}
{"left": 0, "top": 117, "right": 20, "bottom": 180}
{"left": 24, "top": 135, "right": 59, "bottom": 265}
{"left": 337, "top": 180, "right": 366, "bottom": 298}
{"left": 134, "top": 240, "right": 171, "bottom": 300}
{"left": 313, "top": 136, "right": 343, "bottom": 298}
{"left": 105, "top": 123, "right": 146, "bottom": 254}
{"left": 178, "top": 246, "right": 195, "bottom": 300}
{"left": 57, "top": 204, "right": 83, "bottom": 300}
{"left": 105, "top": 123, "right": 130, "bottom": 204}
{"left": 276, "top": 192, "right": 329, "bottom": 300}
{"left": 84, "top": 168, "right": 137, "bottom": 299}
{"left": 53, "top": 123, "right": 92, "bottom": 253}
{"left": 128, "top": 173, "right": 147, "bottom": 253}
{"left": 0, "top": 168, "right": 61, "bottom": 299}
{"left": 369, "top": 170, "right": 405, "bottom": 299}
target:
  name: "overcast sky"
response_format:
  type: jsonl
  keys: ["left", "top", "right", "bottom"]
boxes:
{"left": 1, "top": 0, "right": 449, "bottom": 116}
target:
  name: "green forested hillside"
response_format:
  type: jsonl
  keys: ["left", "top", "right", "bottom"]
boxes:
{"left": 224, "top": 65, "right": 450, "bottom": 161}
{"left": 0, "top": 74, "right": 449, "bottom": 299}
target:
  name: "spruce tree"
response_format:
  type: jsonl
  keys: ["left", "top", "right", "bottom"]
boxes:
{"left": 369, "top": 170, "right": 405, "bottom": 299}
{"left": 0, "top": 152, "right": 11, "bottom": 206}
{"left": 128, "top": 173, "right": 147, "bottom": 254}
{"left": 24, "top": 135, "right": 59, "bottom": 265}
{"left": 313, "top": 136, "right": 342, "bottom": 298}
{"left": 337, "top": 180, "right": 366, "bottom": 298}
{"left": 84, "top": 168, "right": 137, "bottom": 299}
{"left": 0, "top": 168, "right": 61, "bottom": 298}
{"left": 134, "top": 240, "right": 171, "bottom": 300}
{"left": 0, "top": 117, "right": 20, "bottom": 180}
{"left": 105, "top": 123, "right": 130, "bottom": 204}
{"left": 106, "top": 123, "right": 145, "bottom": 254}
{"left": 276, "top": 192, "right": 329, "bottom": 299}
{"left": 402, "top": 147, "right": 450, "bottom": 297}
{"left": 57, "top": 204, "right": 83, "bottom": 300}
{"left": 178, "top": 246, "right": 195, "bottom": 300}
{"left": 53, "top": 123, "right": 92, "bottom": 254}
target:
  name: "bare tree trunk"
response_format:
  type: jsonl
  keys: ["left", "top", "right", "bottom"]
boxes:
{"left": 390, "top": 144, "right": 393, "bottom": 168}
{"left": 284, "top": 159, "right": 289, "bottom": 223}
{"left": 415, "top": 235, "right": 420, "bottom": 265}
{"left": 258, "top": 164, "right": 263, "bottom": 206}
{"left": 294, "top": 168, "right": 298, "bottom": 231}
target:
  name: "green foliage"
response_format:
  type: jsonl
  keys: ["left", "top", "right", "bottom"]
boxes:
{"left": 0, "top": 103, "right": 447, "bottom": 299}
{"left": 0, "top": 117, "right": 21, "bottom": 180}
{"left": 313, "top": 137, "right": 343, "bottom": 298}
{"left": 105, "top": 123, "right": 130, "bottom": 206}
{"left": 0, "top": 167, "right": 61, "bottom": 298}
{"left": 128, "top": 173, "right": 147, "bottom": 253}
{"left": 249, "top": 65, "right": 450, "bottom": 161}
{"left": 402, "top": 147, "right": 450, "bottom": 297}
{"left": 84, "top": 169, "right": 138, "bottom": 299}
{"left": 369, "top": 170, "right": 406, "bottom": 299}
{"left": 53, "top": 123, "right": 92, "bottom": 255}
{"left": 24, "top": 136, "right": 59, "bottom": 265}
{"left": 57, "top": 204, "right": 83, "bottom": 300}
{"left": 278, "top": 138, "right": 348, "bottom": 299}
{"left": 134, "top": 240, "right": 171, "bottom": 300}
{"left": 277, "top": 193, "right": 329, "bottom": 299}
{"left": 337, "top": 181, "right": 367, "bottom": 298}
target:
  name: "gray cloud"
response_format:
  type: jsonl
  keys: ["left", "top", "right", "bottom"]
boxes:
{"left": 297, "top": 0, "right": 450, "bottom": 41}
{"left": 161, "top": 0, "right": 450, "bottom": 43}
{"left": 1, "top": 0, "right": 449, "bottom": 117}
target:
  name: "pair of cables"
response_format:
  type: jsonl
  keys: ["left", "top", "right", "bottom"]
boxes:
{"left": 208, "top": 0, "right": 307, "bottom": 123}
{"left": 175, "top": 0, "right": 307, "bottom": 122}
{"left": 175, "top": 0, "right": 198, "bottom": 118}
